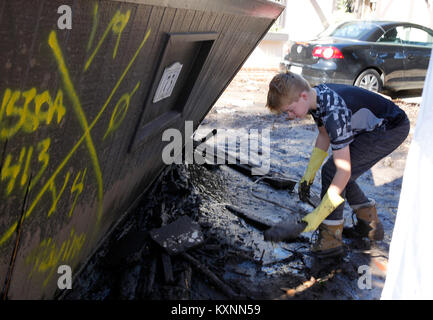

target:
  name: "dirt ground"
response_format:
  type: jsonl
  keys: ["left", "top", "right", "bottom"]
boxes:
{"left": 64, "top": 68, "right": 421, "bottom": 300}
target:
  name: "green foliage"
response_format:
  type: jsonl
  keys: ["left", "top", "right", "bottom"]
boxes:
{"left": 337, "top": 0, "right": 355, "bottom": 13}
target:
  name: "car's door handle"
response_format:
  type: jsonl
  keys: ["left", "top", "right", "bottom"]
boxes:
{"left": 407, "top": 54, "right": 415, "bottom": 60}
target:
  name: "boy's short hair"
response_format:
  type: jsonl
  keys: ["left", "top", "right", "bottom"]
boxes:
{"left": 266, "top": 72, "right": 311, "bottom": 113}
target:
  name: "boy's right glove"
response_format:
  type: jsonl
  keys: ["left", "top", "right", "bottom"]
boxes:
{"left": 299, "top": 147, "right": 328, "bottom": 202}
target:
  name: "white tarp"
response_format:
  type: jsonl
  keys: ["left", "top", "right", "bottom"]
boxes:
{"left": 381, "top": 49, "right": 433, "bottom": 299}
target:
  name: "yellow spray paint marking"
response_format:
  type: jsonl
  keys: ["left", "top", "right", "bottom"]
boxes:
{"left": 25, "top": 229, "right": 86, "bottom": 287}
{"left": 87, "top": 3, "right": 99, "bottom": 52}
{"left": 20, "top": 145, "right": 33, "bottom": 187}
{"left": 84, "top": 9, "right": 131, "bottom": 71}
{"left": 88, "top": 28, "right": 151, "bottom": 132}
{"left": 68, "top": 168, "right": 87, "bottom": 217}
{"left": 103, "top": 81, "right": 140, "bottom": 140}
{"left": 34, "top": 90, "right": 66, "bottom": 126}
{"left": 30, "top": 138, "right": 50, "bottom": 191}
{"left": 1, "top": 147, "right": 26, "bottom": 195}
{"left": 47, "top": 171, "right": 71, "bottom": 218}
{"left": 0, "top": 138, "right": 51, "bottom": 244}
{"left": 0, "top": 138, "right": 50, "bottom": 196}
{"left": 0, "top": 88, "right": 66, "bottom": 140}
{"left": 0, "top": 28, "right": 151, "bottom": 247}
{"left": 0, "top": 88, "right": 11, "bottom": 120}
{"left": 48, "top": 31, "right": 104, "bottom": 225}
{"left": 111, "top": 10, "right": 131, "bottom": 59}
{"left": 0, "top": 88, "right": 36, "bottom": 139}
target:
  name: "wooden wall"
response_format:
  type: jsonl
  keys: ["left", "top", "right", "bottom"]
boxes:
{"left": 0, "top": 0, "right": 283, "bottom": 299}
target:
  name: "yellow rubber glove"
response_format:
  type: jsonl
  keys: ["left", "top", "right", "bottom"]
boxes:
{"left": 299, "top": 147, "right": 328, "bottom": 202}
{"left": 302, "top": 189, "right": 344, "bottom": 232}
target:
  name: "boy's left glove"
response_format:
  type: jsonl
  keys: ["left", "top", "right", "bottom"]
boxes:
{"left": 299, "top": 147, "right": 328, "bottom": 202}
{"left": 264, "top": 189, "right": 344, "bottom": 241}
{"left": 302, "top": 188, "right": 344, "bottom": 232}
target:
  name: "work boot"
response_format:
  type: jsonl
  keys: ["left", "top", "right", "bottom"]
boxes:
{"left": 311, "top": 221, "right": 344, "bottom": 258}
{"left": 343, "top": 199, "right": 384, "bottom": 241}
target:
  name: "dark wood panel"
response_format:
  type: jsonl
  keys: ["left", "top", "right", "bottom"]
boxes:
{"left": 112, "top": 0, "right": 285, "bottom": 20}
{"left": 101, "top": 2, "right": 153, "bottom": 190}
{"left": 0, "top": 0, "right": 53, "bottom": 274}
{"left": 0, "top": 0, "right": 283, "bottom": 299}
{"left": 196, "top": 17, "right": 273, "bottom": 126}
{"left": 137, "top": 7, "right": 177, "bottom": 123}
{"left": 103, "top": 4, "right": 165, "bottom": 188}
{"left": 188, "top": 14, "right": 248, "bottom": 120}
{"left": 181, "top": 13, "right": 234, "bottom": 119}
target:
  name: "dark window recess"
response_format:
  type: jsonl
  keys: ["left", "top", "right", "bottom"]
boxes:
{"left": 128, "top": 32, "right": 217, "bottom": 152}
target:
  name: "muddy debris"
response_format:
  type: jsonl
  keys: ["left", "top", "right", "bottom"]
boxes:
{"left": 62, "top": 164, "right": 258, "bottom": 300}
{"left": 55, "top": 68, "right": 420, "bottom": 301}
{"left": 61, "top": 161, "right": 386, "bottom": 300}
{"left": 150, "top": 216, "right": 204, "bottom": 255}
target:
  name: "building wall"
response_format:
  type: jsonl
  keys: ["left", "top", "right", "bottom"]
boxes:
{"left": 245, "top": 0, "right": 335, "bottom": 69}
{"left": 0, "top": 0, "right": 282, "bottom": 299}
{"left": 374, "top": 0, "right": 433, "bottom": 29}
{"left": 244, "top": 33, "right": 289, "bottom": 68}
{"left": 284, "top": 0, "right": 335, "bottom": 41}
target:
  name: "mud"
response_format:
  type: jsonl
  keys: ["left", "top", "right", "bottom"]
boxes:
{"left": 63, "top": 68, "right": 420, "bottom": 300}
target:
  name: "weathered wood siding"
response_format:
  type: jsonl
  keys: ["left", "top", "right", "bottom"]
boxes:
{"left": 0, "top": 0, "right": 283, "bottom": 299}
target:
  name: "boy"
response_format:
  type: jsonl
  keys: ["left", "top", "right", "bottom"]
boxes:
{"left": 264, "top": 72, "right": 409, "bottom": 258}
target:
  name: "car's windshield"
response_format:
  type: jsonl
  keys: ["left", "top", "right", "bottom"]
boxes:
{"left": 326, "top": 21, "right": 378, "bottom": 39}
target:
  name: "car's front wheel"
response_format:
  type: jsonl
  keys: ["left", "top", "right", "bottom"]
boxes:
{"left": 354, "top": 69, "right": 382, "bottom": 93}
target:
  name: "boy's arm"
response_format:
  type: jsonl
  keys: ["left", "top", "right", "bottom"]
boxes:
{"left": 328, "top": 145, "right": 351, "bottom": 195}
{"left": 315, "top": 125, "right": 330, "bottom": 151}
{"left": 316, "top": 125, "right": 351, "bottom": 194}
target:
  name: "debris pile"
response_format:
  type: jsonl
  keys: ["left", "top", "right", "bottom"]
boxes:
{"left": 62, "top": 164, "right": 271, "bottom": 300}
{"left": 63, "top": 161, "right": 383, "bottom": 300}
{"left": 59, "top": 65, "right": 420, "bottom": 300}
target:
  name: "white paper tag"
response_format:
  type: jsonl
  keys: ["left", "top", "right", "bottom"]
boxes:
{"left": 153, "top": 62, "right": 183, "bottom": 103}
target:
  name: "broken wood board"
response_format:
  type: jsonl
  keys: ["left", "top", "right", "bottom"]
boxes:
{"left": 181, "top": 252, "right": 244, "bottom": 300}
{"left": 307, "top": 192, "right": 321, "bottom": 208}
{"left": 194, "top": 147, "right": 296, "bottom": 190}
{"left": 161, "top": 252, "right": 174, "bottom": 283}
{"left": 150, "top": 216, "right": 204, "bottom": 255}
{"left": 225, "top": 204, "right": 276, "bottom": 230}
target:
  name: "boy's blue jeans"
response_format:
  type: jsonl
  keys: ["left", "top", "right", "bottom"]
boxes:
{"left": 321, "top": 114, "right": 410, "bottom": 221}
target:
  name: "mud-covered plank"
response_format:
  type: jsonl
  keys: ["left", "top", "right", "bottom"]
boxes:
{"left": 149, "top": 216, "right": 204, "bottom": 255}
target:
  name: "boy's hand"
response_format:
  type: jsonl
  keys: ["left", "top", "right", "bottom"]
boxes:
{"left": 298, "top": 147, "right": 328, "bottom": 203}
{"left": 298, "top": 180, "right": 311, "bottom": 202}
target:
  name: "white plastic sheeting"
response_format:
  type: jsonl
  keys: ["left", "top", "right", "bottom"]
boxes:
{"left": 381, "top": 49, "right": 433, "bottom": 300}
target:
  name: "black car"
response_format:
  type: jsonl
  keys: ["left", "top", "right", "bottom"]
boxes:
{"left": 280, "top": 20, "right": 433, "bottom": 92}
